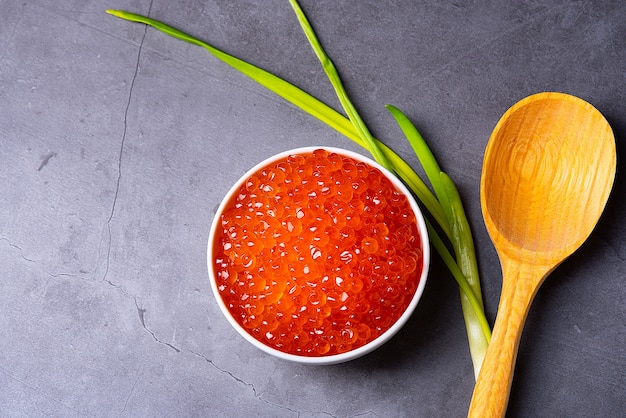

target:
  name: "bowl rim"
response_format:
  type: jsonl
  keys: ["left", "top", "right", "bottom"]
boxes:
{"left": 207, "top": 146, "right": 430, "bottom": 365}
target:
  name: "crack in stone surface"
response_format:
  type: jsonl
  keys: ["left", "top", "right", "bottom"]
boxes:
{"left": 99, "top": 0, "right": 152, "bottom": 288}
{"left": 1, "top": 238, "right": 92, "bottom": 282}
{"left": 188, "top": 349, "right": 304, "bottom": 415}
{"left": 134, "top": 298, "right": 180, "bottom": 353}
{"left": 121, "top": 373, "right": 141, "bottom": 414}
{"left": 104, "top": 277, "right": 133, "bottom": 299}
{"left": 188, "top": 350, "right": 262, "bottom": 398}
{"left": 1, "top": 237, "right": 37, "bottom": 263}
{"left": 46, "top": 272, "right": 77, "bottom": 278}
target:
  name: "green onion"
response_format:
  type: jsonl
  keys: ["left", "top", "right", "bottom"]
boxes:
{"left": 287, "top": 0, "right": 391, "bottom": 172}
{"left": 106, "top": 5, "right": 491, "bottom": 376}
{"left": 386, "top": 104, "right": 490, "bottom": 376}
{"left": 439, "top": 172, "right": 490, "bottom": 377}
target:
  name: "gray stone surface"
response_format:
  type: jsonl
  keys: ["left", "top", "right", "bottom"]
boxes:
{"left": 1, "top": 0, "right": 624, "bottom": 416}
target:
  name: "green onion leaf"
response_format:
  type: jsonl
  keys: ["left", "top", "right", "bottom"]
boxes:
{"left": 387, "top": 103, "right": 490, "bottom": 376}
{"left": 440, "top": 172, "right": 490, "bottom": 377}
{"left": 287, "top": 0, "right": 392, "bottom": 172}
{"left": 426, "top": 218, "right": 490, "bottom": 342}
{"left": 386, "top": 104, "right": 453, "bottom": 224}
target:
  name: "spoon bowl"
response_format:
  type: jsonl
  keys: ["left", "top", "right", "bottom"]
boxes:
{"left": 468, "top": 92, "right": 616, "bottom": 417}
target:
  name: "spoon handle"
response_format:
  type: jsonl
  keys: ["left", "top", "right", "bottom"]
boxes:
{"left": 467, "top": 261, "right": 551, "bottom": 418}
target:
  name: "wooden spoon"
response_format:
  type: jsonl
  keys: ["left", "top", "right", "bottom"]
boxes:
{"left": 468, "top": 92, "right": 616, "bottom": 417}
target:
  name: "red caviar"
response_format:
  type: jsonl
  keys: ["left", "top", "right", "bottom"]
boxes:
{"left": 213, "top": 149, "right": 423, "bottom": 356}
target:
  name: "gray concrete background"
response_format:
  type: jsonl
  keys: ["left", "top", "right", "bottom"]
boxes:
{"left": 1, "top": 0, "right": 624, "bottom": 416}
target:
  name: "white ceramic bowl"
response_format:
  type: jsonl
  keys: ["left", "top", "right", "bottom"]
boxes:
{"left": 208, "top": 146, "right": 430, "bottom": 364}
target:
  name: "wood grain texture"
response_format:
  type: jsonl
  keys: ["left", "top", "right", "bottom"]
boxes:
{"left": 468, "top": 92, "right": 616, "bottom": 418}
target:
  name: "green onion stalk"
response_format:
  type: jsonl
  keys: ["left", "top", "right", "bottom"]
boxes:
{"left": 106, "top": 1, "right": 491, "bottom": 378}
